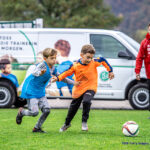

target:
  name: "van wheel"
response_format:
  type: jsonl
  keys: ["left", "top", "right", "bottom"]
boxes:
{"left": 128, "top": 83, "right": 149, "bottom": 110}
{"left": 0, "top": 81, "right": 16, "bottom": 108}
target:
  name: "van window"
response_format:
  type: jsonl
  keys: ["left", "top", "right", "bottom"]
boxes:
{"left": 90, "top": 34, "right": 127, "bottom": 59}
{"left": 117, "top": 32, "right": 140, "bottom": 51}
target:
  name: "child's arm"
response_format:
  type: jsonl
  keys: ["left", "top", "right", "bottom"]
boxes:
{"left": 16, "top": 88, "right": 19, "bottom": 96}
{"left": 95, "top": 57, "right": 112, "bottom": 72}
{"left": 46, "top": 74, "right": 75, "bottom": 88}
{"left": 58, "top": 64, "right": 75, "bottom": 81}
{"left": 32, "top": 62, "right": 46, "bottom": 76}
{"left": 51, "top": 64, "right": 75, "bottom": 82}
{"left": 55, "top": 72, "right": 73, "bottom": 84}
{"left": 94, "top": 57, "right": 114, "bottom": 80}
{"left": 55, "top": 72, "right": 80, "bottom": 86}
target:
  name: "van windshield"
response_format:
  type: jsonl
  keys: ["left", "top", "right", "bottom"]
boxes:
{"left": 117, "top": 32, "right": 140, "bottom": 52}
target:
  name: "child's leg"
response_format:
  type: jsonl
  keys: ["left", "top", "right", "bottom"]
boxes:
{"left": 65, "top": 96, "right": 83, "bottom": 125}
{"left": 22, "top": 98, "right": 39, "bottom": 116}
{"left": 82, "top": 90, "right": 95, "bottom": 123}
{"left": 34, "top": 96, "right": 50, "bottom": 129}
{"left": 16, "top": 98, "right": 39, "bottom": 125}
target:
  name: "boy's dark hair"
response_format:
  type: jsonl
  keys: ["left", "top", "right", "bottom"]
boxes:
{"left": 148, "top": 23, "right": 150, "bottom": 27}
{"left": 0, "top": 59, "right": 10, "bottom": 70}
{"left": 81, "top": 44, "right": 95, "bottom": 54}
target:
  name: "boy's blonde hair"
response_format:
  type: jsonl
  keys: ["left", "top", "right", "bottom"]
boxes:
{"left": 81, "top": 44, "right": 95, "bottom": 54}
{"left": 43, "top": 48, "right": 57, "bottom": 58}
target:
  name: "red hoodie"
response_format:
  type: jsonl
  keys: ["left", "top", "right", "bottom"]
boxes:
{"left": 135, "top": 33, "right": 150, "bottom": 79}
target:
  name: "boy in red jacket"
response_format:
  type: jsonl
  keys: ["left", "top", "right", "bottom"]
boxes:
{"left": 135, "top": 23, "right": 150, "bottom": 110}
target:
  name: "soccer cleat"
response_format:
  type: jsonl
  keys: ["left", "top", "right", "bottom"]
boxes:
{"left": 16, "top": 107, "right": 23, "bottom": 125}
{"left": 82, "top": 122, "right": 88, "bottom": 131}
{"left": 32, "top": 127, "right": 46, "bottom": 133}
{"left": 59, "top": 124, "right": 71, "bottom": 132}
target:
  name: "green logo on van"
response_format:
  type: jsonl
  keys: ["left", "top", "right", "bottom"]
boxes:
{"left": 100, "top": 71, "right": 109, "bottom": 81}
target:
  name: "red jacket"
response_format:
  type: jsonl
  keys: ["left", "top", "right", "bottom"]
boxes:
{"left": 135, "top": 33, "right": 150, "bottom": 79}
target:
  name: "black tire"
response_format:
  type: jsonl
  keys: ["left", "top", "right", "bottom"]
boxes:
{"left": 0, "top": 81, "right": 16, "bottom": 108}
{"left": 128, "top": 83, "right": 149, "bottom": 110}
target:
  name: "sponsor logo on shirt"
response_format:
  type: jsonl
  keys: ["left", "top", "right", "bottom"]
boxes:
{"left": 147, "top": 44, "right": 150, "bottom": 54}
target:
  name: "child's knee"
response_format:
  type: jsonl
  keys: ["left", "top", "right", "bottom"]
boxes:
{"left": 83, "top": 98, "right": 92, "bottom": 105}
{"left": 31, "top": 111, "right": 39, "bottom": 117}
{"left": 44, "top": 108, "right": 50, "bottom": 114}
{"left": 42, "top": 108, "right": 50, "bottom": 115}
{"left": 83, "top": 101, "right": 91, "bottom": 106}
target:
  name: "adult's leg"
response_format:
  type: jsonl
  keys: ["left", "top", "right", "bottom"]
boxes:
{"left": 35, "top": 97, "right": 50, "bottom": 129}
{"left": 65, "top": 96, "right": 83, "bottom": 125}
{"left": 82, "top": 90, "right": 95, "bottom": 123}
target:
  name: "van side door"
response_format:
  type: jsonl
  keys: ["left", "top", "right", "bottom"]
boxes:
{"left": 89, "top": 33, "right": 135, "bottom": 99}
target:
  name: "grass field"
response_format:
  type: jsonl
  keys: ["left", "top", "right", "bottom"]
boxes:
{"left": 0, "top": 109, "right": 150, "bottom": 150}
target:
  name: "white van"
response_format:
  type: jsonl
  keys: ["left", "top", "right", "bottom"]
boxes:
{"left": 0, "top": 28, "right": 148, "bottom": 109}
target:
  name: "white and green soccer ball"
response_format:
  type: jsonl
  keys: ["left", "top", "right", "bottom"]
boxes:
{"left": 122, "top": 121, "right": 139, "bottom": 136}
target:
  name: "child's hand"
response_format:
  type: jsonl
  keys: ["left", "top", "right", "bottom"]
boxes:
{"left": 74, "top": 81, "right": 81, "bottom": 86}
{"left": 51, "top": 76, "right": 58, "bottom": 83}
{"left": 40, "top": 69, "right": 46, "bottom": 75}
{"left": 109, "top": 72, "right": 114, "bottom": 80}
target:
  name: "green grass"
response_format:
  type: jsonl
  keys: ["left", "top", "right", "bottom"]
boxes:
{"left": 0, "top": 109, "right": 150, "bottom": 150}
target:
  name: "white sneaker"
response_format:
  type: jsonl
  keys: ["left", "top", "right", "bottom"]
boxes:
{"left": 82, "top": 122, "right": 88, "bottom": 131}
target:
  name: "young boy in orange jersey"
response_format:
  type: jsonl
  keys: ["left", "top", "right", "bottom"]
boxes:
{"left": 52, "top": 44, "right": 114, "bottom": 132}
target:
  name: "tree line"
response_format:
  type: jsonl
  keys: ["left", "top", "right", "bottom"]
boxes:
{"left": 0, "top": 0, "right": 121, "bottom": 29}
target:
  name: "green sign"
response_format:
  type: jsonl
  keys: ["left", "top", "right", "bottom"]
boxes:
{"left": 100, "top": 71, "right": 109, "bottom": 81}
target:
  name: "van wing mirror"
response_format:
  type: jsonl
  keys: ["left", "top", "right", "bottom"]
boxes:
{"left": 118, "top": 51, "right": 132, "bottom": 59}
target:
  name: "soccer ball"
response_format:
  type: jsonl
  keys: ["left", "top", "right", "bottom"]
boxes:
{"left": 122, "top": 121, "right": 139, "bottom": 136}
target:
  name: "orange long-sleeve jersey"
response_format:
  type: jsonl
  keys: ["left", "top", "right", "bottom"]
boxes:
{"left": 58, "top": 57, "right": 113, "bottom": 98}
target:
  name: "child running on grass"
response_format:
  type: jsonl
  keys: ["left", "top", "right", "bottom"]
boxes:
{"left": 16, "top": 48, "right": 76, "bottom": 133}
{"left": 52, "top": 44, "right": 114, "bottom": 132}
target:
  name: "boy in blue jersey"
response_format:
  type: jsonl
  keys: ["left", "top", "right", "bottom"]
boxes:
{"left": 0, "top": 59, "right": 19, "bottom": 90}
{"left": 16, "top": 48, "right": 75, "bottom": 133}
